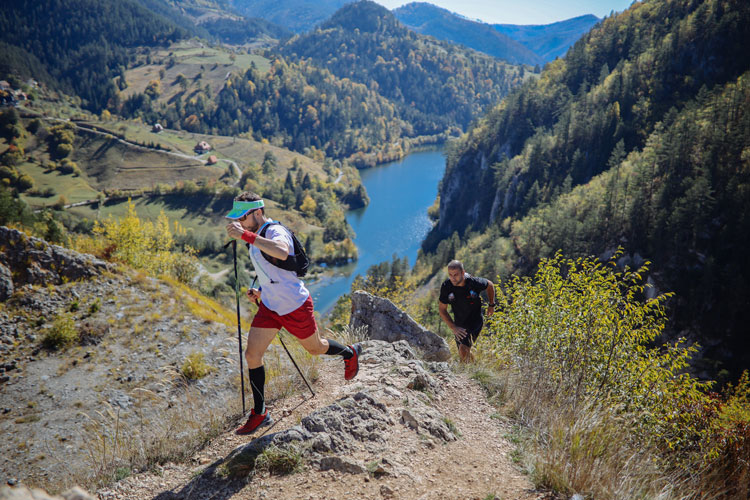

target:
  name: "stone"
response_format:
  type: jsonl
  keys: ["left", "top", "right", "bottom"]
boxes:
{"left": 315, "top": 456, "right": 365, "bottom": 474}
{"left": 0, "top": 263, "right": 13, "bottom": 301}
{"left": 349, "top": 291, "right": 450, "bottom": 361}
{"left": 224, "top": 391, "right": 393, "bottom": 476}
{"left": 400, "top": 409, "right": 419, "bottom": 430}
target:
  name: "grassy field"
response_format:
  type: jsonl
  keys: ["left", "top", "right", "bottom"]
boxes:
{"left": 71, "top": 129, "right": 222, "bottom": 190}
{"left": 121, "top": 40, "right": 271, "bottom": 106}
{"left": 16, "top": 109, "right": 340, "bottom": 214}
{"left": 17, "top": 161, "right": 100, "bottom": 205}
{"left": 78, "top": 120, "right": 331, "bottom": 181}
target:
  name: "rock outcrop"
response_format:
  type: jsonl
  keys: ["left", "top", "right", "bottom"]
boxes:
{"left": 163, "top": 340, "right": 458, "bottom": 498}
{"left": 0, "top": 226, "right": 112, "bottom": 301}
{"left": 349, "top": 291, "right": 450, "bottom": 361}
{"left": 223, "top": 341, "right": 455, "bottom": 474}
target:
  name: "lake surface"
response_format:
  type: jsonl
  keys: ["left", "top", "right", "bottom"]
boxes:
{"left": 307, "top": 148, "right": 446, "bottom": 314}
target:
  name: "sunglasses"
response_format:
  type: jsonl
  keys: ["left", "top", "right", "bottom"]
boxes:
{"left": 239, "top": 209, "right": 259, "bottom": 222}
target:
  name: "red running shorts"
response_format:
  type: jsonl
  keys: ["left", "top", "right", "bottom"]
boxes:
{"left": 250, "top": 295, "right": 317, "bottom": 339}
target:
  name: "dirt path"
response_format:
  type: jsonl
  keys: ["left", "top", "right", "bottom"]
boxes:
{"left": 99, "top": 349, "right": 538, "bottom": 500}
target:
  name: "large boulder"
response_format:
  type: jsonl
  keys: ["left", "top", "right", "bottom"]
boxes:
{"left": 349, "top": 290, "right": 450, "bottom": 361}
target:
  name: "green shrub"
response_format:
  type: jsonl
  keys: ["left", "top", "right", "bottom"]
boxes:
{"left": 180, "top": 351, "right": 213, "bottom": 380}
{"left": 16, "top": 174, "right": 34, "bottom": 192}
{"left": 254, "top": 445, "right": 302, "bottom": 475}
{"left": 480, "top": 251, "right": 750, "bottom": 497}
{"left": 88, "top": 298, "right": 101, "bottom": 314}
{"left": 43, "top": 313, "right": 79, "bottom": 349}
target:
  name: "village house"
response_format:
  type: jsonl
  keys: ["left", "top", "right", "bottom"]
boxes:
{"left": 194, "top": 141, "right": 211, "bottom": 153}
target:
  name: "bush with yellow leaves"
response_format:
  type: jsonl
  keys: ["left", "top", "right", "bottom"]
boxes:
{"left": 480, "top": 251, "right": 749, "bottom": 498}
{"left": 72, "top": 200, "right": 198, "bottom": 283}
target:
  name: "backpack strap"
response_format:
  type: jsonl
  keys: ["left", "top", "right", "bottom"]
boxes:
{"left": 257, "top": 222, "right": 297, "bottom": 272}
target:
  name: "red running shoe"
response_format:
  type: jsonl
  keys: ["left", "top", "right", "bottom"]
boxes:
{"left": 344, "top": 343, "right": 363, "bottom": 380}
{"left": 235, "top": 408, "right": 270, "bottom": 435}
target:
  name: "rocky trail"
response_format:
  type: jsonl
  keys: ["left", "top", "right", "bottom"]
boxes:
{"left": 1, "top": 227, "right": 541, "bottom": 500}
{"left": 95, "top": 341, "right": 539, "bottom": 500}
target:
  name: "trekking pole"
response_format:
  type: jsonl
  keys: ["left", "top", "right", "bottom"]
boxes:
{"left": 224, "top": 239, "right": 246, "bottom": 415}
{"left": 278, "top": 331, "right": 316, "bottom": 397}
{"left": 248, "top": 275, "right": 315, "bottom": 398}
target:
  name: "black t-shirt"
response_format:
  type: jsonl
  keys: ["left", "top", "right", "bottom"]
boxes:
{"left": 439, "top": 274, "right": 489, "bottom": 327}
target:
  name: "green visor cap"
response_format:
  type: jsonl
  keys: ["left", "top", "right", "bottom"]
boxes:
{"left": 225, "top": 200, "right": 264, "bottom": 219}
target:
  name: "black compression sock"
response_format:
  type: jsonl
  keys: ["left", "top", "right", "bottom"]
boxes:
{"left": 248, "top": 366, "right": 265, "bottom": 414}
{"left": 325, "top": 339, "right": 353, "bottom": 359}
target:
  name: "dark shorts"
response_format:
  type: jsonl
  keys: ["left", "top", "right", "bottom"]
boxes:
{"left": 250, "top": 295, "right": 317, "bottom": 339}
{"left": 456, "top": 318, "right": 483, "bottom": 348}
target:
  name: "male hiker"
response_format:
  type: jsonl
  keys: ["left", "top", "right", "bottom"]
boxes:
{"left": 225, "top": 192, "right": 362, "bottom": 434}
{"left": 438, "top": 260, "right": 495, "bottom": 363}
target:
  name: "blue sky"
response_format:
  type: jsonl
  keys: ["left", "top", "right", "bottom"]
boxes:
{"left": 374, "top": 0, "right": 637, "bottom": 25}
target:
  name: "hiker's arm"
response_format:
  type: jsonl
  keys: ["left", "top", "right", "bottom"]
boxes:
{"left": 485, "top": 281, "right": 495, "bottom": 317}
{"left": 226, "top": 222, "right": 290, "bottom": 260}
{"left": 439, "top": 302, "right": 467, "bottom": 340}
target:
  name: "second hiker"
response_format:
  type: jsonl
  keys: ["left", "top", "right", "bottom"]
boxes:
{"left": 438, "top": 260, "right": 495, "bottom": 363}
{"left": 225, "top": 191, "right": 362, "bottom": 435}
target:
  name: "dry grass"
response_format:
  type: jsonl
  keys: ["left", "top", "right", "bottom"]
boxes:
{"left": 74, "top": 383, "right": 236, "bottom": 490}
{"left": 464, "top": 349, "right": 702, "bottom": 500}
{"left": 328, "top": 324, "right": 369, "bottom": 346}
{"left": 163, "top": 276, "right": 251, "bottom": 331}
{"left": 181, "top": 351, "right": 214, "bottom": 380}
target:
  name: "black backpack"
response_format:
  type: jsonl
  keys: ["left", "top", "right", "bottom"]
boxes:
{"left": 252, "top": 222, "right": 310, "bottom": 277}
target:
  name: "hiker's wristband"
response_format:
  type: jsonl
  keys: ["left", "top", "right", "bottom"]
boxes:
{"left": 241, "top": 231, "right": 257, "bottom": 244}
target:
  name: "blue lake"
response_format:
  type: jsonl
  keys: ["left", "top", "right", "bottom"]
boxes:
{"left": 307, "top": 148, "right": 446, "bottom": 314}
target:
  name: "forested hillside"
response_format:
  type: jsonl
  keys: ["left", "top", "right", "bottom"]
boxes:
{"left": 0, "top": 0, "right": 188, "bottom": 111}
{"left": 392, "top": 2, "right": 543, "bottom": 66}
{"left": 134, "top": 0, "right": 292, "bottom": 44}
{"left": 278, "top": 1, "right": 527, "bottom": 133}
{"left": 424, "top": 0, "right": 750, "bottom": 378}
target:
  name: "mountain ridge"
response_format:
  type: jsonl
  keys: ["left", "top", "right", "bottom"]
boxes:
{"left": 493, "top": 14, "right": 600, "bottom": 61}
{"left": 393, "top": 2, "right": 543, "bottom": 65}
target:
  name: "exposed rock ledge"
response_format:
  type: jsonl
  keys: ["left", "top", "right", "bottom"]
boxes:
{"left": 127, "top": 339, "right": 460, "bottom": 499}
{"left": 221, "top": 341, "right": 454, "bottom": 475}
{"left": 0, "top": 226, "right": 112, "bottom": 301}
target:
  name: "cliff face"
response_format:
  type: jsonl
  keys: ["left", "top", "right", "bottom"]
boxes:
{"left": 424, "top": 146, "right": 499, "bottom": 248}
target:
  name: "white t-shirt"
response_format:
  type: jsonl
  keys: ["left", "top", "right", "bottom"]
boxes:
{"left": 249, "top": 222, "right": 309, "bottom": 315}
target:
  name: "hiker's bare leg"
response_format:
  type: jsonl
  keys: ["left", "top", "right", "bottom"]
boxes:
{"left": 296, "top": 327, "right": 329, "bottom": 356}
{"left": 245, "top": 327, "right": 279, "bottom": 368}
{"left": 458, "top": 344, "right": 474, "bottom": 363}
